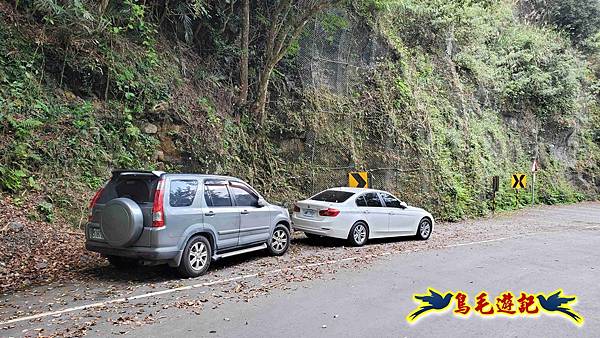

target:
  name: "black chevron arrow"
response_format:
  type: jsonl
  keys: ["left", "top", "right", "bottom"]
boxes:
{"left": 512, "top": 174, "right": 525, "bottom": 189}
{"left": 518, "top": 174, "right": 525, "bottom": 188}
{"left": 352, "top": 172, "right": 367, "bottom": 188}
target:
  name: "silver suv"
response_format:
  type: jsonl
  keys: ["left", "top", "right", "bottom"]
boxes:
{"left": 85, "top": 170, "right": 291, "bottom": 277}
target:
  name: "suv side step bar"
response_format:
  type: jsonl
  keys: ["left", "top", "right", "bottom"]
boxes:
{"left": 212, "top": 243, "right": 267, "bottom": 261}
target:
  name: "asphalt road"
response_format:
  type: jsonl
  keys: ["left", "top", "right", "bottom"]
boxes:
{"left": 1, "top": 202, "right": 599, "bottom": 337}
{"left": 130, "top": 229, "right": 600, "bottom": 338}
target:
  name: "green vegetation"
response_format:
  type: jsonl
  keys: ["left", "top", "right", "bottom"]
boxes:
{"left": 530, "top": 0, "right": 600, "bottom": 44}
{"left": 0, "top": 0, "right": 598, "bottom": 224}
{"left": 365, "top": 0, "right": 598, "bottom": 219}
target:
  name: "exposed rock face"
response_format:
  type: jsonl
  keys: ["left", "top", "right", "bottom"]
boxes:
{"left": 298, "top": 9, "right": 388, "bottom": 95}
{"left": 154, "top": 150, "right": 165, "bottom": 161}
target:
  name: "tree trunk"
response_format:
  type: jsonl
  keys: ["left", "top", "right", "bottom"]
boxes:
{"left": 251, "top": 0, "right": 334, "bottom": 124}
{"left": 99, "top": 0, "right": 110, "bottom": 14}
{"left": 254, "top": 64, "right": 275, "bottom": 125}
{"left": 239, "top": 0, "right": 250, "bottom": 105}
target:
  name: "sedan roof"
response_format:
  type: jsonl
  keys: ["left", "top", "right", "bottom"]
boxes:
{"left": 325, "top": 187, "right": 385, "bottom": 194}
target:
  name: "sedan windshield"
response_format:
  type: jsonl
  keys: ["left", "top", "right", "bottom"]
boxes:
{"left": 310, "top": 190, "right": 354, "bottom": 203}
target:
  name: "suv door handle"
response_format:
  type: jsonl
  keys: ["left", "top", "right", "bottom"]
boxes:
{"left": 241, "top": 210, "right": 249, "bottom": 215}
{"left": 363, "top": 210, "right": 369, "bottom": 214}
{"left": 205, "top": 211, "right": 215, "bottom": 217}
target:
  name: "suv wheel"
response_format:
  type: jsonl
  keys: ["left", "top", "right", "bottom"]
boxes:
{"left": 268, "top": 224, "right": 290, "bottom": 256}
{"left": 178, "top": 236, "right": 212, "bottom": 278}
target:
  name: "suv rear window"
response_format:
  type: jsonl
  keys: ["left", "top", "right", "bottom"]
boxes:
{"left": 170, "top": 180, "right": 198, "bottom": 207}
{"left": 98, "top": 175, "right": 160, "bottom": 204}
{"left": 310, "top": 190, "right": 354, "bottom": 203}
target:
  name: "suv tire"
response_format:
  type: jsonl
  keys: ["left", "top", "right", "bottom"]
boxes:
{"left": 101, "top": 198, "right": 144, "bottom": 248}
{"left": 177, "top": 236, "right": 212, "bottom": 278}
{"left": 267, "top": 224, "right": 290, "bottom": 256}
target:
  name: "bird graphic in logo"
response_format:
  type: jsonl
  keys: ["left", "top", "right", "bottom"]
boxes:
{"left": 536, "top": 290, "right": 583, "bottom": 325}
{"left": 407, "top": 288, "right": 454, "bottom": 322}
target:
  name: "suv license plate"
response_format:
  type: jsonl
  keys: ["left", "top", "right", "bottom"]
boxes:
{"left": 303, "top": 209, "right": 316, "bottom": 217}
{"left": 90, "top": 228, "right": 104, "bottom": 240}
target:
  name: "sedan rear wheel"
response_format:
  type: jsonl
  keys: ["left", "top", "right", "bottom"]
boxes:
{"left": 348, "top": 221, "right": 369, "bottom": 247}
{"left": 416, "top": 218, "right": 432, "bottom": 240}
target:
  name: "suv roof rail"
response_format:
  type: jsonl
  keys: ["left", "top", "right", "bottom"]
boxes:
{"left": 112, "top": 170, "right": 165, "bottom": 177}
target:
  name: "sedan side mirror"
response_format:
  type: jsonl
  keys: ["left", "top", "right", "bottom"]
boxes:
{"left": 257, "top": 198, "right": 268, "bottom": 208}
{"left": 400, "top": 201, "right": 408, "bottom": 209}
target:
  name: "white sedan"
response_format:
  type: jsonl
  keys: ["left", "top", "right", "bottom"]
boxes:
{"left": 291, "top": 187, "right": 434, "bottom": 246}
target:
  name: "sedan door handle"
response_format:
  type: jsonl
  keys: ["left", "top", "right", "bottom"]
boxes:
{"left": 205, "top": 211, "right": 215, "bottom": 217}
{"left": 241, "top": 210, "right": 249, "bottom": 215}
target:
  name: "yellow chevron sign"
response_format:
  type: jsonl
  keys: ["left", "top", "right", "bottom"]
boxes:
{"left": 348, "top": 172, "right": 368, "bottom": 188}
{"left": 511, "top": 174, "right": 527, "bottom": 189}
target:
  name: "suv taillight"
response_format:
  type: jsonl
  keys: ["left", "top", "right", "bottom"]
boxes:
{"left": 319, "top": 208, "right": 340, "bottom": 217}
{"left": 293, "top": 204, "right": 300, "bottom": 213}
{"left": 152, "top": 179, "right": 165, "bottom": 227}
{"left": 88, "top": 185, "right": 105, "bottom": 221}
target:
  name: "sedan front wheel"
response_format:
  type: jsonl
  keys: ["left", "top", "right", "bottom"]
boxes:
{"left": 416, "top": 218, "right": 432, "bottom": 240}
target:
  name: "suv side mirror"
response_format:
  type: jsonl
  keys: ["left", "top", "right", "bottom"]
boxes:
{"left": 400, "top": 201, "right": 408, "bottom": 209}
{"left": 257, "top": 198, "right": 268, "bottom": 208}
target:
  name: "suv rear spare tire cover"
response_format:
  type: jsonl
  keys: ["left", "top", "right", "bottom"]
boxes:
{"left": 100, "top": 198, "right": 144, "bottom": 247}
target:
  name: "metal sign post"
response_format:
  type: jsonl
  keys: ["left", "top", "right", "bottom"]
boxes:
{"left": 531, "top": 172, "right": 535, "bottom": 206}
{"left": 531, "top": 159, "right": 538, "bottom": 206}
{"left": 532, "top": 126, "right": 539, "bottom": 207}
{"left": 492, "top": 176, "right": 499, "bottom": 214}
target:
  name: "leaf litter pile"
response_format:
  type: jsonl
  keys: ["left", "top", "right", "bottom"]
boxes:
{"left": 0, "top": 193, "right": 100, "bottom": 294}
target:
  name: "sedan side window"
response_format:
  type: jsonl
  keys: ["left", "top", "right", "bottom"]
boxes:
{"left": 204, "top": 185, "right": 232, "bottom": 207}
{"left": 364, "top": 192, "right": 383, "bottom": 207}
{"left": 356, "top": 195, "right": 367, "bottom": 207}
{"left": 169, "top": 180, "right": 198, "bottom": 207}
{"left": 380, "top": 193, "right": 402, "bottom": 208}
{"left": 230, "top": 185, "right": 259, "bottom": 207}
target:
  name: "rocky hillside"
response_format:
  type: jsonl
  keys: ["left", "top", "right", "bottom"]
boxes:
{"left": 1, "top": 0, "right": 599, "bottom": 227}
